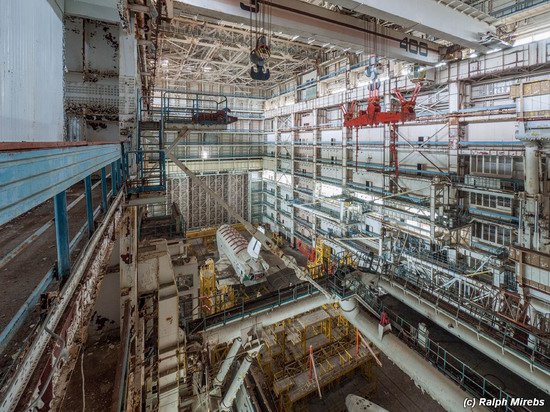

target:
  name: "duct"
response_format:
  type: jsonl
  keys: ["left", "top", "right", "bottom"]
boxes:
{"left": 370, "top": 274, "right": 550, "bottom": 395}
{"left": 213, "top": 337, "right": 242, "bottom": 388}
{"left": 219, "top": 354, "right": 254, "bottom": 411}
{"left": 339, "top": 299, "right": 489, "bottom": 412}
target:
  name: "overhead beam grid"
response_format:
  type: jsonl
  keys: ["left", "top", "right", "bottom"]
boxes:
{"left": 173, "top": 0, "right": 440, "bottom": 68}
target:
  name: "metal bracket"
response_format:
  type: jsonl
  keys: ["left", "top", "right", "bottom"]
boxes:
{"left": 240, "top": 0, "right": 259, "bottom": 13}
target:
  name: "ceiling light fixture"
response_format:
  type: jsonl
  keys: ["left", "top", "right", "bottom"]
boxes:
{"left": 435, "top": 61, "right": 447, "bottom": 67}
{"left": 291, "top": 35, "right": 299, "bottom": 41}
{"left": 469, "top": 53, "right": 478, "bottom": 59}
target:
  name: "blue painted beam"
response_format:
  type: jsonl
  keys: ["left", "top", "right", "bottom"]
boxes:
{"left": 84, "top": 175, "right": 94, "bottom": 236}
{"left": 54, "top": 191, "right": 70, "bottom": 278}
{"left": 112, "top": 162, "right": 118, "bottom": 195}
{"left": 117, "top": 159, "right": 123, "bottom": 187}
{"left": 101, "top": 167, "right": 108, "bottom": 212}
{"left": 0, "top": 144, "right": 120, "bottom": 226}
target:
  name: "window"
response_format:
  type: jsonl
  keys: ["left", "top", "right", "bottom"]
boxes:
{"left": 418, "top": 136, "right": 424, "bottom": 142}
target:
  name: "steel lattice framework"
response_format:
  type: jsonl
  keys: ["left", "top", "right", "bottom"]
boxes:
{"left": 168, "top": 174, "right": 249, "bottom": 229}
{"left": 156, "top": 6, "right": 323, "bottom": 89}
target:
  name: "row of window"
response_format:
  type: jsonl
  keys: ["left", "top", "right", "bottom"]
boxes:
{"left": 469, "top": 193, "right": 512, "bottom": 209}
{"left": 469, "top": 155, "right": 521, "bottom": 177}
{"left": 472, "top": 222, "right": 513, "bottom": 246}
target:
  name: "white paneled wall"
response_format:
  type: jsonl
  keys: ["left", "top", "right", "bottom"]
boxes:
{"left": 0, "top": 0, "right": 64, "bottom": 141}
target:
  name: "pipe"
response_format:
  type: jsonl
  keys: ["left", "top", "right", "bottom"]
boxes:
{"left": 203, "top": 294, "right": 333, "bottom": 346}
{"left": 523, "top": 140, "right": 540, "bottom": 196}
{"left": 213, "top": 337, "right": 242, "bottom": 387}
{"left": 219, "top": 354, "right": 253, "bottom": 411}
{"left": 339, "top": 299, "right": 488, "bottom": 412}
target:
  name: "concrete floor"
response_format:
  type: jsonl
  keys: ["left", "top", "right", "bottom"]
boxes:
{"left": 60, "top": 327, "right": 120, "bottom": 411}
{"left": 381, "top": 294, "right": 550, "bottom": 410}
{"left": 305, "top": 354, "right": 446, "bottom": 412}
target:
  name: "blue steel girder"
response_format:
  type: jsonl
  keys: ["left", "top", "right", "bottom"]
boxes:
{"left": 84, "top": 175, "right": 95, "bottom": 236}
{"left": 54, "top": 191, "right": 70, "bottom": 278}
{"left": 0, "top": 145, "right": 120, "bottom": 227}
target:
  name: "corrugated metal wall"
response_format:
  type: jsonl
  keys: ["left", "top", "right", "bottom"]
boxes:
{"left": 0, "top": 0, "right": 64, "bottom": 142}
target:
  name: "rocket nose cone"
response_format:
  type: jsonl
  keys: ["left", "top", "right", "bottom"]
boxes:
{"left": 345, "top": 394, "right": 361, "bottom": 410}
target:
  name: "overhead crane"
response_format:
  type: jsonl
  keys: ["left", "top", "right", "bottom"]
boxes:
{"left": 343, "top": 83, "right": 421, "bottom": 191}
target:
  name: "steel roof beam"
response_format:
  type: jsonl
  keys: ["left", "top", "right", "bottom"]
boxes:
{"left": 328, "top": 0, "right": 496, "bottom": 52}
{"left": 174, "top": 0, "right": 440, "bottom": 64}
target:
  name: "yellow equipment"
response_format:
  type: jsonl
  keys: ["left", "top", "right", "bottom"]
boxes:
{"left": 307, "top": 237, "right": 332, "bottom": 279}
{"left": 199, "top": 258, "right": 235, "bottom": 314}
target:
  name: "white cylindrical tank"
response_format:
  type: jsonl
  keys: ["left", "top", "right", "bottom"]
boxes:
{"left": 213, "top": 337, "right": 242, "bottom": 387}
{"left": 219, "top": 354, "right": 253, "bottom": 411}
{"left": 523, "top": 140, "right": 540, "bottom": 195}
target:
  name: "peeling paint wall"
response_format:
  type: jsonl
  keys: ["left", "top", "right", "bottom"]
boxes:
{"left": 0, "top": 0, "right": 64, "bottom": 141}
{"left": 64, "top": 16, "right": 121, "bottom": 142}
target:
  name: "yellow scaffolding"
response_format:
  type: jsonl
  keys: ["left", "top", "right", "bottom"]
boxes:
{"left": 254, "top": 305, "right": 378, "bottom": 411}
{"left": 199, "top": 258, "right": 235, "bottom": 315}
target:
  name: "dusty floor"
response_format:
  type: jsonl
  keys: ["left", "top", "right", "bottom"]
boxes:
{"left": 381, "top": 294, "right": 550, "bottom": 410}
{"left": 304, "top": 353, "right": 446, "bottom": 412}
{"left": 60, "top": 327, "right": 120, "bottom": 411}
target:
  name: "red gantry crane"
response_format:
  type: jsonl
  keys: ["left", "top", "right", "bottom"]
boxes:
{"left": 342, "top": 83, "right": 421, "bottom": 191}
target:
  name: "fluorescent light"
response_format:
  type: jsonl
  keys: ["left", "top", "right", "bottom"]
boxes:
{"left": 469, "top": 53, "right": 478, "bottom": 59}
{"left": 203, "top": 66, "right": 212, "bottom": 72}
{"left": 435, "top": 61, "right": 447, "bottom": 68}
{"left": 322, "top": 42, "right": 330, "bottom": 47}
{"left": 487, "top": 47, "right": 501, "bottom": 54}
{"left": 291, "top": 35, "right": 299, "bottom": 41}
{"left": 307, "top": 38, "right": 315, "bottom": 44}
{"left": 201, "top": 151, "right": 208, "bottom": 159}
